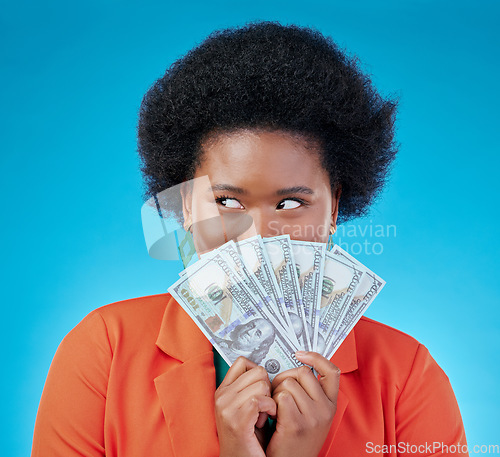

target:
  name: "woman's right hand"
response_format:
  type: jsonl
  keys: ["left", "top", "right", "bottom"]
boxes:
{"left": 215, "top": 356, "right": 276, "bottom": 457}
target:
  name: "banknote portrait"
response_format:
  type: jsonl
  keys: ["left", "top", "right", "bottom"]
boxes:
{"left": 212, "top": 318, "right": 276, "bottom": 364}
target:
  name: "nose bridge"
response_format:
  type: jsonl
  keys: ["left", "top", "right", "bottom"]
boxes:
{"left": 248, "top": 207, "right": 275, "bottom": 238}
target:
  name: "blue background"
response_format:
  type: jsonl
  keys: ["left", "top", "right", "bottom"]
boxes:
{"left": 2, "top": 0, "right": 499, "bottom": 454}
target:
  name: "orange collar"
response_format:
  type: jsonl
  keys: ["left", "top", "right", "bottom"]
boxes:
{"left": 155, "top": 294, "right": 212, "bottom": 362}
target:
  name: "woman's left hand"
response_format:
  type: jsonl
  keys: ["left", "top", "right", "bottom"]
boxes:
{"left": 266, "top": 351, "right": 340, "bottom": 457}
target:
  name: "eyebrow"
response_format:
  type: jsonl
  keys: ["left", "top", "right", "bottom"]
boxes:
{"left": 209, "top": 184, "right": 314, "bottom": 196}
{"left": 210, "top": 184, "right": 248, "bottom": 194}
{"left": 276, "top": 186, "right": 315, "bottom": 196}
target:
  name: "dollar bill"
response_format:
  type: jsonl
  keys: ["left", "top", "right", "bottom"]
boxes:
{"left": 170, "top": 234, "right": 386, "bottom": 369}
{"left": 326, "top": 246, "right": 386, "bottom": 356}
{"left": 290, "top": 240, "right": 326, "bottom": 350}
{"left": 262, "top": 235, "right": 305, "bottom": 349}
{"left": 235, "top": 236, "right": 290, "bottom": 330}
{"left": 318, "top": 251, "right": 364, "bottom": 356}
{"left": 168, "top": 251, "right": 302, "bottom": 379}
{"left": 214, "top": 240, "right": 292, "bottom": 339}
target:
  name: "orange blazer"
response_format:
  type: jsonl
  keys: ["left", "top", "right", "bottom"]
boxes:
{"left": 31, "top": 294, "right": 468, "bottom": 456}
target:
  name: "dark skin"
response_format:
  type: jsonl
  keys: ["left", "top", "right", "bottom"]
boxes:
{"left": 181, "top": 129, "right": 342, "bottom": 457}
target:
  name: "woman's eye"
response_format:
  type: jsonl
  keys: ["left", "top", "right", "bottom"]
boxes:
{"left": 277, "top": 199, "right": 302, "bottom": 210}
{"left": 217, "top": 197, "right": 244, "bottom": 209}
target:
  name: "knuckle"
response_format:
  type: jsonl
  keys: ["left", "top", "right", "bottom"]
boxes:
{"left": 214, "top": 395, "right": 228, "bottom": 412}
{"left": 323, "top": 400, "right": 337, "bottom": 418}
{"left": 258, "top": 379, "right": 270, "bottom": 393}
{"left": 255, "top": 365, "right": 268, "bottom": 378}
{"left": 271, "top": 373, "right": 283, "bottom": 384}
{"left": 276, "top": 390, "right": 289, "bottom": 403}
{"left": 326, "top": 363, "right": 341, "bottom": 376}
{"left": 218, "top": 407, "right": 234, "bottom": 426}
{"left": 214, "top": 390, "right": 223, "bottom": 404}
{"left": 319, "top": 407, "right": 335, "bottom": 423}
{"left": 249, "top": 396, "right": 260, "bottom": 409}
{"left": 298, "top": 365, "right": 313, "bottom": 379}
{"left": 235, "top": 356, "right": 247, "bottom": 365}
{"left": 307, "top": 416, "right": 320, "bottom": 429}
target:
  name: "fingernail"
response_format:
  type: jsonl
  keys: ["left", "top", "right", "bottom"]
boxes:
{"left": 296, "top": 351, "right": 308, "bottom": 356}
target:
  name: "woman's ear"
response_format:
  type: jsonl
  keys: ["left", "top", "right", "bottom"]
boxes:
{"left": 180, "top": 181, "right": 193, "bottom": 231}
{"left": 331, "top": 185, "right": 342, "bottom": 230}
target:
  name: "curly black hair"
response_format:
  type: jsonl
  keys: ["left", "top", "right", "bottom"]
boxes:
{"left": 137, "top": 21, "right": 398, "bottom": 223}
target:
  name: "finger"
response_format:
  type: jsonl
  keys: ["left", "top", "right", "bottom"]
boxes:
{"left": 229, "top": 365, "right": 271, "bottom": 394}
{"left": 271, "top": 368, "right": 299, "bottom": 389}
{"left": 273, "top": 390, "right": 301, "bottom": 422}
{"left": 219, "top": 356, "right": 258, "bottom": 387}
{"left": 239, "top": 395, "right": 277, "bottom": 425}
{"left": 271, "top": 365, "right": 324, "bottom": 402}
{"left": 272, "top": 377, "right": 313, "bottom": 415}
{"left": 271, "top": 365, "right": 311, "bottom": 390}
{"left": 232, "top": 379, "right": 272, "bottom": 409}
{"left": 255, "top": 412, "right": 268, "bottom": 429}
{"left": 295, "top": 351, "right": 341, "bottom": 402}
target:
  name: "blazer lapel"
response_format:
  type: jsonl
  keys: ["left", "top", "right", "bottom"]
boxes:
{"left": 155, "top": 295, "right": 220, "bottom": 457}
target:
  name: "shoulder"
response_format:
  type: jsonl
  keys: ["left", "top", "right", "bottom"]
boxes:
{"left": 352, "top": 316, "right": 442, "bottom": 384}
{"left": 355, "top": 315, "right": 420, "bottom": 351}
{"left": 65, "top": 293, "right": 172, "bottom": 351}
{"left": 351, "top": 320, "right": 465, "bottom": 443}
{"left": 90, "top": 292, "right": 170, "bottom": 324}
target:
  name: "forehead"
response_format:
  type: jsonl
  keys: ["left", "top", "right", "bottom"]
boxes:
{"left": 195, "top": 129, "right": 329, "bottom": 190}
{"left": 256, "top": 319, "right": 273, "bottom": 331}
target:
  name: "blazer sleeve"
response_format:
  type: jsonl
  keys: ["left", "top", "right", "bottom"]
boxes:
{"left": 31, "top": 311, "right": 112, "bottom": 457}
{"left": 395, "top": 344, "right": 468, "bottom": 456}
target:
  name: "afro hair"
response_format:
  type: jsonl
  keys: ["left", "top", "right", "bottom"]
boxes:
{"left": 137, "top": 21, "right": 398, "bottom": 223}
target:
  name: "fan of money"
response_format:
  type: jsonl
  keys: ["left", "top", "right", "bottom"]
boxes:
{"left": 168, "top": 234, "right": 385, "bottom": 379}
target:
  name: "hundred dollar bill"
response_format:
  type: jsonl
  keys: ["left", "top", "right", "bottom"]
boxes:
{"left": 290, "top": 240, "right": 326, "bottom": 351}
{"left": 235, "top": 236, "right": 290, "bottom": 331}
{"left": 321, "top": 246, "right": 365, "bottom": 358}
{"left": 317, "top": 251, "right": 364, "bottom": 356}
{"left": 168, "top": 251, "right": 302, "bottom": 379}
{"left": 262, "top": 235, "right": 304, "bottom": 349}
{"left": 326, "top": 246, "right": 386, "bottom": 356}
{"left": 213, "top": 240, "right": 292, "bottom": 339}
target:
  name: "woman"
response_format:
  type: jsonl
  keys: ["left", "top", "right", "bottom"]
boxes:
{"left": 31, "top": 22, "right": 467, "bottom": 456}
